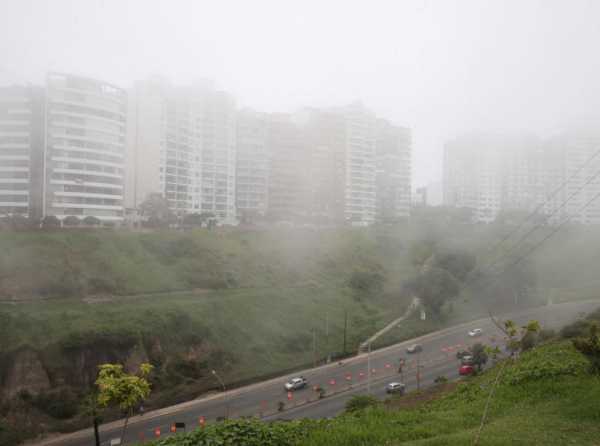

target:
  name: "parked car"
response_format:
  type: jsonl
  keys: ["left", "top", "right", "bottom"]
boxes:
{"left": 284, "top": 376, "right": 307, "bottom": 391}
{"left": 386, "top": 382, "right": 406, "bottom": 394}
{"left": 468, "top": 328, "right": 483, "bottom": 337}
{"left": 406, "top": 344, "right": 423, "bottom": 354}
{"left": 459, "top": 365, "right": 475, "bottom": 376}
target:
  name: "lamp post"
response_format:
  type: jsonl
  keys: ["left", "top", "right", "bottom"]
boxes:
{"left": 212, "top": 370, "right": 229, "bottom": 419}
{"left": 366, "top": 342, "right": 372, "bottom": 394}
{"left": 212, "top": 369, "right": 226, "bottom": 392}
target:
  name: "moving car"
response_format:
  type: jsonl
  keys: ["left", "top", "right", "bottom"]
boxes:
{"left": 406, "top": 344, "right": 423, "bottom": 354}
{"left": 284, "top": 376, "right": 307, "bottom": 391}
{"left": 459, "top": 364, "right": 475, "bottom": 376}
{"left": 386, "top": 382, "right": 406, "bottom": 394}
{"left": 456, "top": 350, "right": 471, "bottom": 359}
{"left": 460, "top": 355, "right": 474, "bottom": 366}
{"left": 468, "top": 328, "right": 483, "bottom": 337}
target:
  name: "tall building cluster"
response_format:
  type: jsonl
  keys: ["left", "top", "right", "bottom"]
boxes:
{"left": 0, "top": 73, "right": 412, "bottom": 226}
{"left": 443, "top": 133, "right": 600, "bottom": 224}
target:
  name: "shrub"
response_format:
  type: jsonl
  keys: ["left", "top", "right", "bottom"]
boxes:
{"left": 42, "top": 215, "right": 61, "bottom": 228}
{"left": 347, "top": 269, "right": 385, "bottom": 295}
{"left": 538, "top": 328, "right": 556, "bottom": 342}
{"left": 560, "top": 320, "right": 589, "bottom": 339}
{"left": 33, "top": 389, "right": 79, "bottom": 419}
{"left": 345, "top": 395, "right": 378, "bottom": 413}
{"left": 82, "top": 216, "right": 101, "bottom": 226}
{"left": 63, "top": 216, "right": 81, "bottom": 227}
{"left": 434, "top": 375, "right": 448, "bottom": 384}
{"left": 149, "top": 418, "right": 326, "bottom": 446}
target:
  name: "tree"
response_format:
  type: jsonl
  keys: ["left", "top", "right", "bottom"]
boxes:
{"left": 499, "top": 319, "right": 541, "bottom": 357}
{"left": 434, "top": 249, "right": 476, "bottom": 281}
{"left": 42, "top": 215, "right": 61, "bottom": 228}
{"left": 63, "top": 215, "right": 81, "bottom": 227}
{"left": 573, "top": 323, "right": 600, "bottom": 374}
{"left": 139, "top": 194, "right": 175, "bottom": 228}
{"left": 2, "top": 213, "right": 31, "bottom": 230}
{"left": 96, "top": 363, "right": 153, "bottom": 441}
{"left": 82, "top": 393, "right": 102, "bottom": 446}
{"left": 409, "top": 240, "right": 436, "bottom": 267}
{"left": 182, "top": 213, "right": 205, "bottom": 227}
{"left": 348, "top": 268, "right": 385, "bottom": 296}
{"left": 83, "top": 216, "right": 102, "bottom": 227}
{"left": 470, "top": 343, "right": 488, "bottom": 372}
{"left": 410, "top": 267, "right": 460, "bottom": 317}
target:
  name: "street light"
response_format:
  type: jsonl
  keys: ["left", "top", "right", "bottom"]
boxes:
{"left": 211, "top": 369, "right": 226, "bottom": 392}
{"left": 212, "top": 369, "right": 229, "bottom": 419}
{"left": 366, "top": 341, "right": 372, "bottom": 394}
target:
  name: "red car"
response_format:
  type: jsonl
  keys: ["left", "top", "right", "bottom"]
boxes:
{"left": 459, "top": 365, "right": 475, "bottom": 376}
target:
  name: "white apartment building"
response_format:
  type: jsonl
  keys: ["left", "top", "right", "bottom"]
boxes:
{"left": 547, "top": 133, "right": 600, "bottom": 225}
{"left": 0, "top": 86, "right": 44, "bottom": 219}
{"left": 443, "top": 132, "right": 600, "bottom": 224}
{"left": 126, "top": 78, "right": 237, "bottom": 224}
{"left": 44, "top": 73, "right": 127, "bottom": 222}
{"left": 235, "top": 109, "right": 269, "bottom": 217}
{"left": 375, "top": 119, "right": 411, "bottom": 221}
{"left": 343, "top": 103, "right": 377, "bottom": 225}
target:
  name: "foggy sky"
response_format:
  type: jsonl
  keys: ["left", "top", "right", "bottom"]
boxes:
{"left": 1, "top": 0, "right": 599, "bottom": 187}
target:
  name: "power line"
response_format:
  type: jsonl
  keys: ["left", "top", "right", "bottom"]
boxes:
{"left": 470, "top": 183, "right": 600, "bottom": 296}
{"left": 483, "top": 166, "right": 600, "bottom": 274}
{"left": 483, "top": 146, "right": 600, "bottom": 260}
{"left": 506, "top": 187, "right": 600, "bottom": 271}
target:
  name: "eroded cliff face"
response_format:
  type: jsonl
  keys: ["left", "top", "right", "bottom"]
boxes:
{"left": 2, "top": 348, "right": 50, "bottom": 399}
{"left": 1, "top": 338, "right": 217, "bottom": 401}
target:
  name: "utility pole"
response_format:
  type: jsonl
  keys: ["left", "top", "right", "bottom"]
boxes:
{"left": 312, "top": 328, "right": 317, "bottom": 368}
{"left": 325, "top": 312, "right": 330, "bottom": 363}
{"left": 367, "top": 342, "right": 372, "bottom": 394}
{"left": 342, "top": 309, "right": 348, "bottom": 354}
{"left": 416, "top": 353, "right": 423, "bottom": 391}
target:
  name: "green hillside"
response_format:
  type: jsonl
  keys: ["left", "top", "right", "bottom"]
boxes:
{"left": 2, "top": 221, "right": 600, "bottom": 445}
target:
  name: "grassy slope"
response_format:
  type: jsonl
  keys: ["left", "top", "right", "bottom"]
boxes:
{"left": 3, "top": 223, "right": 600, "bottom": 381}
{"left": 301, "top": 341, "right": 600, "bottom": 446}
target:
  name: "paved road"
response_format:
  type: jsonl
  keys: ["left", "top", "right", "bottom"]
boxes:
{"left": 34, "top": 300, "right": 600, "bottom": 446}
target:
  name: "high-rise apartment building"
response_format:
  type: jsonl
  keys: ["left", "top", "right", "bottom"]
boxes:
{"left": 235, "top": 109, "right": 269, "bottom": 216}
{"left": 44, "top": 73, "right": 127, "bottom": 222}
{"left": 375, "top": 119, "right": 411, "bottom": 221}
{"left": 301, "top": 108, "right": 345, "bottom": 222}
{"left": 340, "top": 104, "right": 378, "bottom": 225}
{"left": 298, "top": 103, "right": 380, "bottom": 225}
{"left": 126, "top": 78, "right": 237, "bottom": 224}
{"left": 546, "top": 133, "right": 600, "bottom": 225}
{"left": 443, "top": 132, "right": 600, "bottom": 224}
{"left": 264, "top": 103, "right": 409, "bottom": 226}
{"left": 0, "top": 74, "right": 127, "bottom": 223}
{"left": 266, "top": 113, "right": 310, "bottom": 220}
{"left": 0, "top": 86, "right": 44, "bottom": 220}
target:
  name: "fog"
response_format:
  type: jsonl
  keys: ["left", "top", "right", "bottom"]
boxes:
{"left": 2, "top": 0, "right": 599, "bottom": 187}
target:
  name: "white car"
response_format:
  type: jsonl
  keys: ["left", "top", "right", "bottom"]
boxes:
{"left": 386, "top": 382, "right": 406, "bottom": 394}
{"left": 406, "top": 344, "right": 423, "bottom": 354}
{"left": 468, "top": 328, "right": 483, "bottom": 337}
{"left": 284, "top": 376, "right": 307, "bottom": 391}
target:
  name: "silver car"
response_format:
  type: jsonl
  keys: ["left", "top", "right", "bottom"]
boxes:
{"left": 406, "top": 344, "right": 423, "bottom": 354}
{"left": 284, "top": 376, "right": 307, "bottom": 391}
{"left": 386, "top": 382, "right": 406, "bottom": 394}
